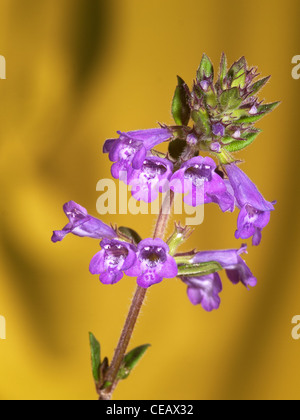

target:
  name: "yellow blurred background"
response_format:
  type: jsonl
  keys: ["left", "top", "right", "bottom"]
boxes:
{"left": 0, "top": 0, "right": 299, "bottom": 400}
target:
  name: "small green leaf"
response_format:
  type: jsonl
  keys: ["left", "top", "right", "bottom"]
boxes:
{"left": 236, "top": 101, "right": 280, "bottom": 124}
{"left": 230, "top": 108, "right": 250, "bottom": 119}
{"left": 118, "top": 227, "right": 142, "bottom": 245}
{"left": 172, "top": 76, "right": 191, "bottom": 126}
{"left": 205, "top": 89, "right": 218, "bottom": 108}
{"left": 219, "top": 53, "right": 227, "bottom": 88}
{"left": 220, "top": 87, "right": 242, "bottom": 110}
{"left": 227, "top": 56, "right": 247, "bottom": 83}
{"left": 221, "top": 136, "right": 236, "bottom": 145}
{"left": 177, "top": 261, "right": 222, "bottom": 277}
{"left": 191, "top": 108, "right": 211, "bottom": 136}
{"left": 89, "top": 332, "right": 101, "bottom": 384}
{"left": 225, "top": 130, "right": 261, "bottom": 152}
{"left": 118, "top": 344, "right": 151, "bottom": 381}
{"left": 231, "top": 68, "right": 246, "bottom": 89}
{"left": 257, "top": 101, "right": 280, "bottom": 114}
{"left": 197, "top": 54, "right": 214, "bottom": 81}
{"left": 248, "top": 76, "right": 270, "bottom": 96}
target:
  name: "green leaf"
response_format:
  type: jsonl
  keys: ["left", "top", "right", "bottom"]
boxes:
{"left": 168, "top": 138, "right": 187, "bottom": 161}
{"left": 248, "top": 76, "right": 270, "bottom": 96}
{"left": 230, "top": 108, "right": 250, "bottom": 119}
{"left": 221, "top": 136, "right": 236, "bottom": 145}
{"left": 219, "top": 52, "right": 227, "bottom": 88}
{"left": 101, "top": 381, "right": 112, "bottom": 390}
{"left": 225, "top": 130, "right": 261, "bottom": 152}
{"left": 257, "top": 102, "right": 280, "bottom": 114}
{"left": 220, "top": 87, "right": 242, "bottom": 110}
{"left": 231, "top": 67, "right": 246, "bottom": 89}
{"left": 177, "top": 261, "right": 223, "bottom": 277}
{"left": 172, "top": 76, "right": 191, "bottom": 126}
{"left": 236, "top": 101, "right": 280, "bottom": 124}
{"left": 197, "top": 54, "right": 214, "bottom": 81}
{"left": 227, "top": 56, "right": 247, "bottom": 83}
{"left": 118, "top": 227, "right": 142, "bottom": 245}
{"left": 89, "top": 332, "right": 101, "bottom": 384}
{"left": 117, "top": 344, "right": 151, "bottom": 381}
{"left": 205, "top": 89, "right": 218, "bottom": 108}
{"left": 191, "top": 108, "right": 211, "bottom": 136}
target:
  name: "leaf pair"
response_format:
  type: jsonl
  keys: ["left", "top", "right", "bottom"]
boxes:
{"left": 89, "top": 333, "right": 150, "bottom": 387}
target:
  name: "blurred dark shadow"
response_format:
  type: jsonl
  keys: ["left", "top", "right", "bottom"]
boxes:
{"left": 0, "top": 0, "right": 117, "bottom": 354}
{"left": 68, "top": 0, "right": 114, "bottom": 89}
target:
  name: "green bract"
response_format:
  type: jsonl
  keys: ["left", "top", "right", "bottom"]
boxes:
{"left": 171, "top": 53, "right": 279, "bottom": 160}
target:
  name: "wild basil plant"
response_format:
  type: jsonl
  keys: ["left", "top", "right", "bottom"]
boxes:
{"left": 52, "top": 54, "right": 279, "bottom": 400}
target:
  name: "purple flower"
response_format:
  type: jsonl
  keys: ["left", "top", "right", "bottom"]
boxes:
{"left": 89, "top": 239, "right": 137, "bottom": 285}
{"left": 192, "top": 244, "right": 257, "bottom": 289}
{"left": 226, "top": 163, "right": 275, "bottom": 246}
{"left": 125, "top": 238, "right": 178, "bottom": 288}
{"left": 170, "top": 156, "right": 234, "bottom": 211}
{"left": 103, "top": 128, "right": 172, "bottom": 180}
{"left": 128, "top": 156, "right": 173, "bottom": 203}
{"left": 181, "top": 273, "right": 222, "bottom": 312}
{"left": 180, "top": 244, "right": 256, "bottom": 312}
{"left": 210, "top": 142, "right": 221, "bottom": 153}
{"left": 51, "top": 201, "right": 116, "bottom": 243}
{"left": 212, "top": 123, "right": 225, "bottom": 137}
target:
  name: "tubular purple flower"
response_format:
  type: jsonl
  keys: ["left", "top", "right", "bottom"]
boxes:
{"left": 51, "top": 201, "right": 116, "bottom": 243}
{"left": 89, "top": 239, "right": 137, "bottom": 285}
{"left": 103, "top": 128, "right": 172, "bottom": 180}
{"left": 170, "top": 156, "right": 234, "bottom": 211}
{"left": 128, "top": 156, "right": 173, "bottom": 203}
{"left": 179, "top": 244, "right": 256, "bottom": 312}
{"left": 225, "top": 163, "right": 275, "bottom": 246}
{"left": 181, "top": 273, "right": 222, "bottom": 312}
{"left": 125, "top": 238, "right": 178, "bottom": 288}
{"left": 192, "top": 244, "right": 257, "bottom": 289}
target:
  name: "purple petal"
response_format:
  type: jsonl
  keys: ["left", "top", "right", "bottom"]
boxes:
{"left": 103, "top": 139, "right": 117, "bottom": 154}
{"left": 100, "top": 270, "right": 124, "bottom": 285}
{"left": 192, "top": 244, "right": 256, "bottom": 289}
{"left": 226, "top": 163, "right": 275, "bottom": 212}
{"left": 226, "top": 256, "right": 257, "bottom": 289}
{"left": 212, "top": 123, "right": 225, "bottom": 137}
{"left": 137, "top": 270, "right": 163, "bottom": 288}
{"left": 52, "top": 201, "right": 116, "bottom": 243}
{"left": 51, "top": 230, "right": 68, "bottom": 243}
{"left": 185, "top": 273, "right": 222, "bottom": 311}
{"left": 121, "top": 128, "right": 171, "bottom": 149}
{"left": 159, "top": 255, "right": 178, "bottom": 278}
{"left": 193, "top": 247, "right": 242, "bottom": 266}
{"left": 252, "top": 228, "right": 262, "bottom": 246}
{"left": 132, "top": 146, "right": 147, "bottom": 170}
{"left": 169, "top": 169, "right": 186, "bottom": 193}
{"left": 207, "top": 190, "right": 235, "bottom": 212}
{"left": 89, "top": 250, "right": 106, "bottom": 275}
{"left": 125, "top": 262, "right": 141, "bottom": 278}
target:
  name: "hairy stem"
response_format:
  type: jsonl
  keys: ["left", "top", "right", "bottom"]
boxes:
{"left": 99, "top": 192, "right": 174, "bottom": 400}
{"left": 152, "top": 191, "right": 175, "bottom": 239}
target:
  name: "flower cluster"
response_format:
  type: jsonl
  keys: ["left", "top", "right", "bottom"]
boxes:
{"left": 52, "top": 54, "right": 278, "bottom": 312}
{"left": 52, "top": 201, "right": 178, "bottom": 288}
